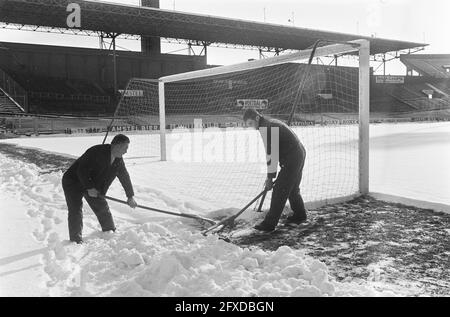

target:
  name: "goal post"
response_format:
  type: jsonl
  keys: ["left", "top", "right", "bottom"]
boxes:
{"left": 158, "top": 39, "right": 370, "bottom": 195}
{"left": 107, "top": 39, "right": 371, "bottom": 210}
{"left": 358, "top": 40, "right": 370, "bottom": 195}
{"left": 158, "top": 80, "right": 167, "bottom": 161}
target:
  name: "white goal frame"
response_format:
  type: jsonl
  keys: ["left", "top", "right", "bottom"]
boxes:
{"left": 155, "top": 39, "right": 370, "bottom": 195}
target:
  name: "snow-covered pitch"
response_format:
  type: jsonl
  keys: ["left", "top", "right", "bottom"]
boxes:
{"left": 0, "top": 122, "right": 449, "bottom": 296}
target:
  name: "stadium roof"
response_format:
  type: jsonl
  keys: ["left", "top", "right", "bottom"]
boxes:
{"left": 0, "top": 0, "right": 427, "bottom": 55}
{"left": 400, "top": 54, "right": 450, "bottom": 79}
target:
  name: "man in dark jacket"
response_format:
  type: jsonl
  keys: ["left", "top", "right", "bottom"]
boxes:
{"left": 243, "top": 109, "right": 307, "bottom": 232}
{"left": 62, "top": 134, "right": 137, "bottom": 244}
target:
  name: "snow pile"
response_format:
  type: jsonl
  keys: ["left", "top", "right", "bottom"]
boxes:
{"left": 44, "top": 221, "right": 397, "bottom": 297}
{"left": 0, "top": 152, "right": 398, "bottom": 297}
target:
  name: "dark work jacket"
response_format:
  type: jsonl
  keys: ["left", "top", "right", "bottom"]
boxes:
{"left": 63, "top": 144, "right": 134, "bottom": 198}
{"left": 258, "top": 117, "right": 306, "bottom": 179}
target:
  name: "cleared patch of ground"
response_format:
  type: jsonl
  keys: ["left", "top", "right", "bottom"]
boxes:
{"left": 229, "top": 196, "right": 450, "bottom": 296}
{"left": 0, "top": 143, "right": 74, "bottom": 174}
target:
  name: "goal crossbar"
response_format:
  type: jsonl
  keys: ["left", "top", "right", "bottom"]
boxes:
{"left": 158, "top": 40, "right": 364, "bottom": 84}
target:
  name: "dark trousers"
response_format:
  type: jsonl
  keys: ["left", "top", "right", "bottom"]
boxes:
{"left": 264, "top": 152, "right": 307, "bottom": 227}
{"left": 62, "top": 177, "right": 115, "bottom": 241}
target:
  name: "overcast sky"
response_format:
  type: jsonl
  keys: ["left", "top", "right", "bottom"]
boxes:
{"left": 0, "top": 0, "right": 448, "bottom": 74}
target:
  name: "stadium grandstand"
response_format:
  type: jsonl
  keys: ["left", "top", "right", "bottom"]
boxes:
{"left": 371, "top": 54, "right": 450, "bottom": 117}
{"left": 2, "top": 0, "right": 449, "bottom": 135}
{"left": 401, "top": 54, "right": 450, "bottom": 78}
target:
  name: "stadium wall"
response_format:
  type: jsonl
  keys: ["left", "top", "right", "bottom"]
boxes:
{"left": 0, "top": 41, "right": 207, "bottom": 90}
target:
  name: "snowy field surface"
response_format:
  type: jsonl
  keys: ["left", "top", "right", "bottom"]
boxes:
{"left": 2, "top": 122, "right": 449, "bottom": 208}
{"left": 0, "top": 122, "right": 449, "bottom": 296}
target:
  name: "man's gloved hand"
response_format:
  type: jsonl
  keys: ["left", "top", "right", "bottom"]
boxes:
{"left": 127, "top": 197, "right": 138, "bottom": 209}
{"left": 87, "top": 188, "right": 99, "bottom": 198}
{"left": 264, "top": 178, "right": 274, "bottom": 191}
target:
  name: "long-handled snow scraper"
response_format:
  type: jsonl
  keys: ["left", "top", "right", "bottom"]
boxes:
{"left": 255, "top": 189, "right": 267, "bottom": 213}
{"left": 202, "top": 188, "right": 268, "bottom": 236}
{"left": 103, "top": 195, "right": 217, "bottom": 226}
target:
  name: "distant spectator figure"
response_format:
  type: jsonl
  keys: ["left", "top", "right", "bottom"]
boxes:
{"left": 62, "top": 134, "right": 137, "bottom": 244}
{"left": 243, "top": 109, "right": 307, "bottom": 232}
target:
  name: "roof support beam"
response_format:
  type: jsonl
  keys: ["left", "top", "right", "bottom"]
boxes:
{"left": 0, "top": 0, "right": 426, "bottom": 55}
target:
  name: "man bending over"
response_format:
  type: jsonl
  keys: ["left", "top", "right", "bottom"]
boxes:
{"left": 244, "top": 109, "right": 307, "bottom": 232}
{"left": 62, "top": 134, "right": 137, "bottom": 244}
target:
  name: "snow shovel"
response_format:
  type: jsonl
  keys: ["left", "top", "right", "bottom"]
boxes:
{"left": 202, "top": 188, "right": 268, "bottom": 235}
{"left": 255, "top": 190, "right": 268, "bottom": 213}
{"left": 103, "top": 195, "right": 217, "bottom": 226}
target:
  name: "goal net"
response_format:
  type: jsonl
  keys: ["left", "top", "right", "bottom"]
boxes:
{"left": 105, "top": 40, "right": 369, "bottom": 211}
